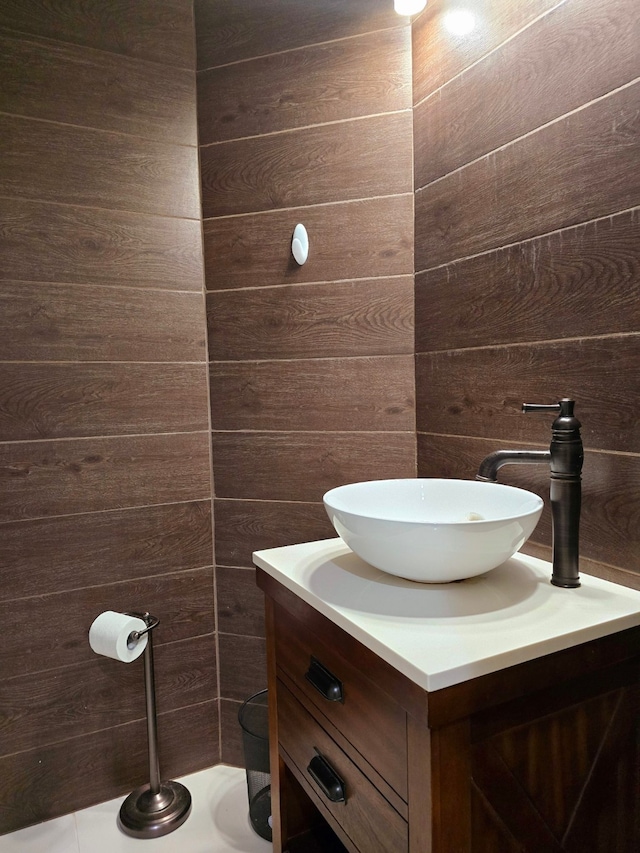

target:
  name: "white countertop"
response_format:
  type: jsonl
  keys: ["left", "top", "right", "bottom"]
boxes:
{"left": 253, "top": 538, "right": 640, "bottom": 692}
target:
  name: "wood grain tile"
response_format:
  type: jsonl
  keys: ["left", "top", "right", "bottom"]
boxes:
{"left": 197, "top": 27, "right": 411, "bottom": 144}
{"left": 414, "top": 0, "right": 640, "bottom": 186}
{"left": 417, "top": 433, "right": 640, "bottom": 576}
{"left": 551, "top": 551, "right": 640, "bottom": 592}
{"left": 0, "top": 432, "right": 211, "bottom": 522}
{"left": 0, "top": 633, "right": 216, "bottom": 756}
{"left": 217, "top": 566, "right": 266, "bottom": 638}
{"left": 218, "top": 633, "right": 267, "bottom": 702}
{"left": 207, "top": 277, "right": 414, "bottom": 361}
{"left": 220, "top": 698, "right": 244, "bottom": 767}
{"left": 415, "top": 336, "right": 640, "bottom": 453}
{"left": 0, "top": 500, "right": 213, "bottom": 602}
{"left": 210, "top": 356, "right": 415, "bottom": 432}
{"left": 203, "top": 195, "right": 413, "bottom": 290}
{"left": 200, "top": 112, "right": 413, "bottom": 218}
{"left": 415, "top": 81, "right": 640, "bottom": 269}
{"left": 0, "top": 0, "right": 196, "bottom": 69}
{"left": 412, "top": 0, "right": 559, "bottom": 104}
{"left": 0, "top": 282, "right": 206, "bottom": 362}
{"left": 0, "top": 31, "right": 197, "bottom": 145}
{"left": 215, "top": 499, "right": 335, "bottom": 567}
{"left": 417, "top": 433, "right": 557, "bottom": 556}
{"left": 0, "top": 199, "right": 204, "bottom": 290}
{"left": 0, "top": 567, "right": 215, "bottom": 679}
{"left": 0, "top": 115, "right": 200, "bottom": 219}
{"left": 0, "top": 363, "right": 209, "bottom": 442}
{"left": 0, "top": 2, "right": 207, "bottom": 832}
{"left": 415, "top": 209, "right": 640, "bottom": 352}
{"left": 195, "top": 0, "right": 401, "bottom": 70}
{"left": 212, "top": 432, "right": 416, "bottom": 501}
{"left": 151, "top": 700, "right": 220, "bottom": 789}
{"left": 0, "top": 700, "right": 218, "bottom": 834}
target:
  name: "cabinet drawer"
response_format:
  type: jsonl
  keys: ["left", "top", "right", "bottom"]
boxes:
{"left": 278, "top": 678, "right": 408, "bottom": 853}
{"left": 274, "top": 603, "right": 408, "bottom": 800}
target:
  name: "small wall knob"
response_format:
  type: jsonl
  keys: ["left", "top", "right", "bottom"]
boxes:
{"left": 292, "top": 223, "right": 309, "bottom": 265}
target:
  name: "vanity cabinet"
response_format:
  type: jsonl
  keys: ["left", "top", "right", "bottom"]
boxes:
{"left": 256, "top": 565, "right": 640, "bottom": 853}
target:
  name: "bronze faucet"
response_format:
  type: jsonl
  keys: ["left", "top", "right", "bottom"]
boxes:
{"left": 476, "top": 399, "right": 583, "bottom": 588}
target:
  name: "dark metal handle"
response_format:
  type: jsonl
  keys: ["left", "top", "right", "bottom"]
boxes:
{"left": 522, "top": 402, "right": 561, "bottom": 414}
{"left": 305, "top": 656, "right": 343, "bottom": 702}
{"left": 523, "top": 399, "right": 578, "bottom": 423}
{"left": 307, "top": 753, "right": 346, "bottom": 803}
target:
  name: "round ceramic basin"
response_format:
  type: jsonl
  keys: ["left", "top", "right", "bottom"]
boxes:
{"left": 323, "top": 478, "right": 543, "bottom": 583}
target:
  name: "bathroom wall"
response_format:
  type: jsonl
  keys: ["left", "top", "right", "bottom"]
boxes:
{"left": 3, "top": 0, "right": 636, "bottom": 834}
{"left": 195, "top": 0, "right": 416, "bottom": 762}
{"left": 0, "top": 0, "right": 217, "bottom": 833}
{"left": 413, "top": 0, "right": 640, "bottom": 587}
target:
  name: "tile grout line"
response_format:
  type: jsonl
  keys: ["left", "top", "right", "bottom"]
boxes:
{"left": 415, "top": 330, "right": 639, "bottom": 356}
{"left": 72, "top": 810, "right": 81, "bottom": 853}
{"left": 0, "top": 699, "right": 221, "bottom": 769}
{"left": 0, "top": 428, "right": 211, "bottom": 446}
{"left": 0, "top": 278, "right": 207, "bottom": 296}
{"left": 0, "top": 23, "right": 195, "bottom": 73}
{"left": 413, "top": 0, "right": 568, "bottom": 111}
{"left": 0, "top": 107, "right": 198, "bottom": 149}
{"left": 0, "top": 496, "right": 212, "bottom": 527}
{"left": 202, "top": 190, "right": 413, "bottom": 221}
{"left": 0, "top": 193, "right": 201, "bottom": 222}
{"left": 415, "top": 74, "right": 640, "bottom": 197}
{"left": 196, "top": 23, "right": 405, "bottom": 74}
{"left": 206, "top": 271, "right": 414, "bottom": 294}
{"left": 414, "top": 204, "right": 640, "bottom": 275}
{"left": 199, "top": 107, "right": 412, "bottom": 148}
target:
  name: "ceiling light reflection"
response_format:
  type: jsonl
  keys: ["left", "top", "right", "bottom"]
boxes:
{"left": 443, "top": 9, "right": 477, "bottom": 36}
{"left": 394, "top": 0, "right": 427, "bottom": 16}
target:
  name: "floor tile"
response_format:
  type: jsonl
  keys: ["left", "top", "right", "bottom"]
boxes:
{"left": 0, "top": 813, "right": 79, "bottom": 853}
{"left": 74, "top": 765, "right": 271, "bottom": 853}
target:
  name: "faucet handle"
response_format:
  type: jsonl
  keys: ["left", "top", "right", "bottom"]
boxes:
{"left": 523, "top": 399, "right": 580, "bottom": 429}
{"left": 522, "top": 401, "right": 562, "bottom": 414}
{"left": 523, "top": 399, "right": 577, "bottom": 419}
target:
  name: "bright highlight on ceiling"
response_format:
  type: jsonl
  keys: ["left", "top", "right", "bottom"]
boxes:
{"left": 394, "top": 0, "right": 427, "bottom": 15}
{"left": 443, "top": 8, "right": 477, "bottom": 35}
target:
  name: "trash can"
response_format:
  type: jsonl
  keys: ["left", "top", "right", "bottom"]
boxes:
{"left": 238, "top": 689, "right": 272, "bottom": 841}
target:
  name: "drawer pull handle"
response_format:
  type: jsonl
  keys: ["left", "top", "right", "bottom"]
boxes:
{"left": 305, "top": 656, "right": 343, "bottom": 702}
{"left": 307, "top": 753, "right": 346, "bottom": 804}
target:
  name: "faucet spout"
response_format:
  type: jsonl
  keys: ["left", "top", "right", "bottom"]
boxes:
{"left": 476, "top": 399, "right": 583, "bottom": 589}
{"left": 476, "top": 449, "right": 551, "bottom": 483}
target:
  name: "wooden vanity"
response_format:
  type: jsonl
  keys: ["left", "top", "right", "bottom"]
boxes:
{"left": 255, "top": 539, "right": 640, "bottom": 853}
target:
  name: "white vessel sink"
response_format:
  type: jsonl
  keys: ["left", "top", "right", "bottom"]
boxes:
{"left": 323, "top": 478, "right": 543, "bottom": 583}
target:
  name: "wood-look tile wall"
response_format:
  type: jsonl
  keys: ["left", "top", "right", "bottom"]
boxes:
{"left": 413, "top": 0, "right": 640, "bottom": 586}
{"left": 195, "top": 0, "right": 416, "bottom": 762}
{"left": 0, "top": 1, "right": 216, "bottom": 834}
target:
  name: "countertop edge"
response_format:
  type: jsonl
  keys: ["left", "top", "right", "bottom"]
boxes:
{"left": 254, "top": 538, "right": 640, "bottom": 693}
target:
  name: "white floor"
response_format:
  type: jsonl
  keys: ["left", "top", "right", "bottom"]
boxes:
{"left": 0, "top": 765, "right": 272, "bottom": 853}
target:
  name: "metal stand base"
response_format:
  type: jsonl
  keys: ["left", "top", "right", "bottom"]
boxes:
{"left": 118, "top": 780, "right": 192, "bottom": 838}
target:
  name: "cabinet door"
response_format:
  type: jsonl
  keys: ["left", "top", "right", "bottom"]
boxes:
{"left": 470, "top": 682, "right": 640, "bottom": 852}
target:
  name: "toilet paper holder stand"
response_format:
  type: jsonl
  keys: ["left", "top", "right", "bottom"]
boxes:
{"left": 127, "top": 612, "right": 158, "bottom": 645}
{"left": 118, "top": 611, "right": 192, "bottom": 838}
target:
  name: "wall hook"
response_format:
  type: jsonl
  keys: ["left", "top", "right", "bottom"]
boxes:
{"left": 292, "top": 223, "right": 309, "bottom": 265}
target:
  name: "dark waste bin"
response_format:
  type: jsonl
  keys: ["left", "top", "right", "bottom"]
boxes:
{"left": 238, "top": 689, "right": 272, "bottom": 841}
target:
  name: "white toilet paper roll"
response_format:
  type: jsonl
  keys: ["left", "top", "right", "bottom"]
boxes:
{"left": 88, "top": 611, "right": 148, "bottom": 663}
